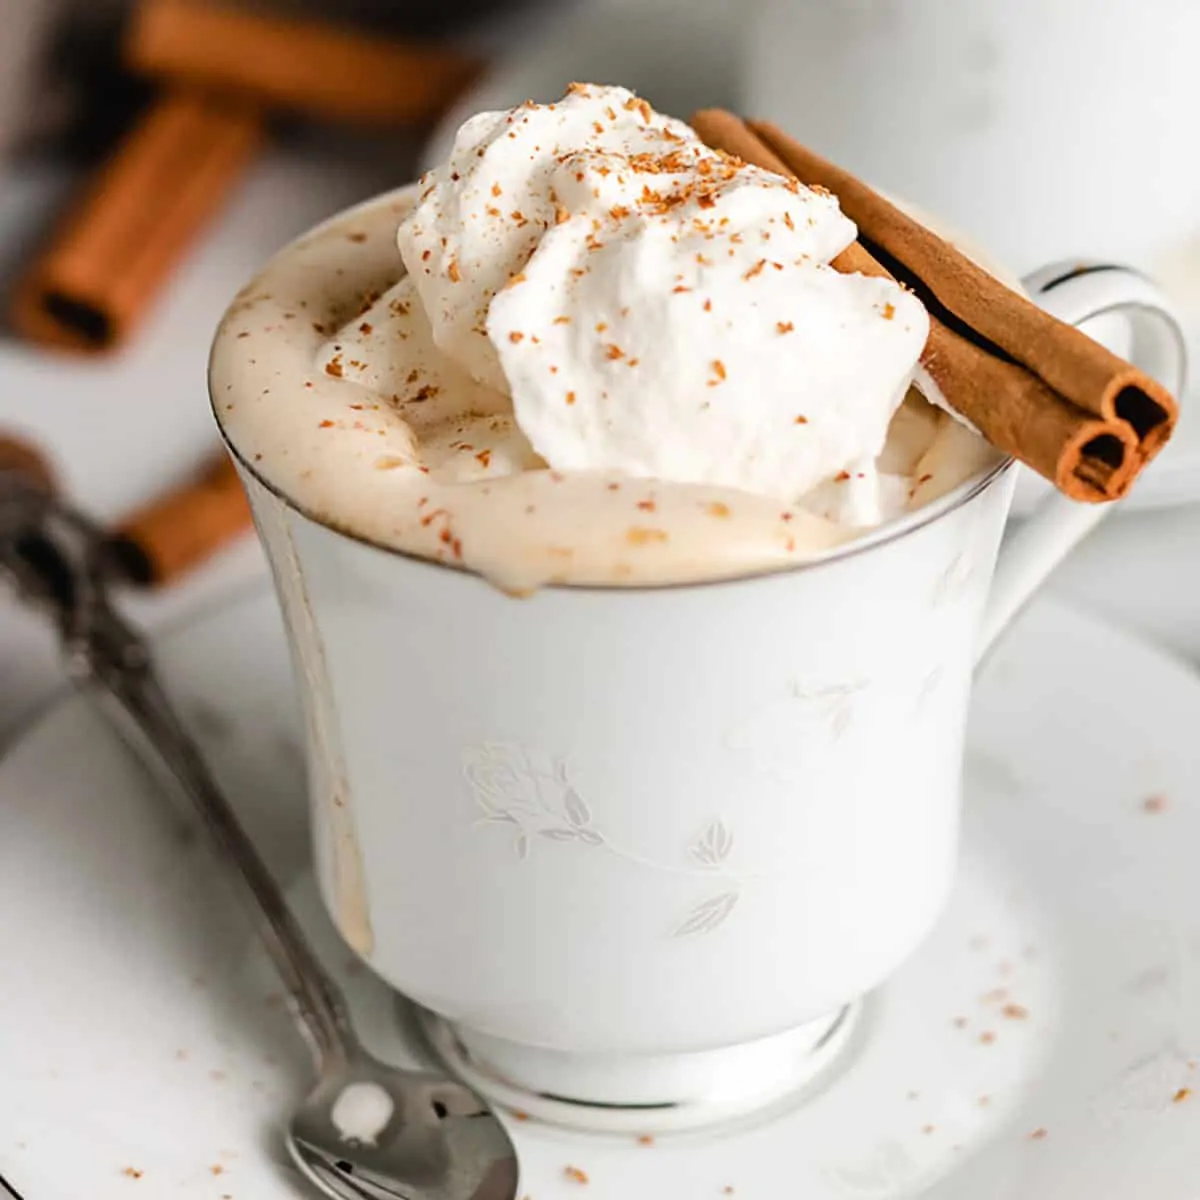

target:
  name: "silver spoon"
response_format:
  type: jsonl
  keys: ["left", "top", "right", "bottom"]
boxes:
{"left": 1, "top": 496, "right": 519, "bottom": 1200}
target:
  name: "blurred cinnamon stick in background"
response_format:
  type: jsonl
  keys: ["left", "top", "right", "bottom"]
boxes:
{"left": 127, "top": 0, "right": 483, "bottom": 127}
{"left": 108, "top": 452, "right": 252, "bottom": 586}
{"left": 0, "top": 435, "right": 57, "bottom": 495}
{"left": 10, "top": 89, "right": 263, "bottom": 353}
{"left": 9, "top": 0, "right": 484, "bottom": 355}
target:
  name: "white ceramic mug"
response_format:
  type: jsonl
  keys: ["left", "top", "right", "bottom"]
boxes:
{"left": 218, "top": 215, "right": 1184, "bottom": 1133}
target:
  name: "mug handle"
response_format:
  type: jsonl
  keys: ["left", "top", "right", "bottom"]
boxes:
{"left": 976, "top": 261, "right": 1188, "bottom": 661}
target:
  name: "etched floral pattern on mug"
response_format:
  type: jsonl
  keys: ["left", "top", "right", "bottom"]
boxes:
{"left": 461, "top": 741, "right": 755, "bottom": 937}
{"left": 725, "top": 678, "right": 871, "bottom": 785}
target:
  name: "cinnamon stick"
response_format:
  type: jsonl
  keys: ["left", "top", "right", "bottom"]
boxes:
{"left": 126, "top": 0, "right": 483, "bottom": 129}
{"left": 0, "top": 435, "right": 56, "bottom": 495}
{"left": 745, "top": 116, "right": 1179, "bottom": 462}
{"left": 690, "top": 109, "right": 1147, "bottom": 502}
{"left": 10, "top": 90, "right": 263, "bottom": 354}
{"left": 108, "top": 453, "right": 252, "bottom": 587}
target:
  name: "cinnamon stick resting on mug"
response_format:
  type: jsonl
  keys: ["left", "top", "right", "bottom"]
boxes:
{"left": 108, "top": 453, "right": 252, "bottom": 587}
{"left": 690, "top": 109, "right": 1178, "bottom": 503}
{"left": 10, "top": 90, "right": 262, "bottom": 353}
{"left": 127, "top": 0, "right": 483, "bottom": 128}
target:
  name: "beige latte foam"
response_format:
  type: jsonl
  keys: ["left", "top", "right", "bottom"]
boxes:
{"left": 211, "top": 191, "right": 999, "bottom": 593}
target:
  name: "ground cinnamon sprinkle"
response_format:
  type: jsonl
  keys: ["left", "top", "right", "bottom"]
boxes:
{"left": 509, "top": 331, "right": 525, "bottom": 343}
{"left": 447, "top": 258, "right": 462, "bottom": 282}
{"left": 627, "top": 526, "right": 668, "bottom": 545}
{"left": 605, "top": 343, "right": 625, "bottom": 360}
{"left": 743, "top": 258, "right": 767, "bottom": 280}
{"left": 882, "top": 302, "right": 896, "bottom": 320}
{"left": 122, "top": 1167, "right": 144, "bottom": 1179}
{"left": 623, "top": 95, "right": 653, "bottom": 122}
{"left": 1030, "top": 1128, "right": 1048, "bottom": 1140}
{"left": 637, "top": 1135, "right": 654, "bottom": 1146}
{"left": 554, "top": 315, "right": 571, "bottom": 324}
{"left": 777, "top": 321, "right": 794, "bottom": 333}
{"left": 637, "top": 498, "right": 657, "bottom": 511}
{"left": 566, "top": 391, "right": 576, "bottom": 405}
{"left": 1174, "top": 1087, "right": 1192, "bottom": 1103}
{"left": 834, "top": 469, "right": 851, "bottom": 481}
{"left": 1002, "top": 1003, "right": 1029, "bottom": 1020}
{"left": 710, "top": 359, "right": 727, "bottom": 381}
{"left": 708, "top": 501, "right": 731, "bottom": 517}
{"left": 564, "top": 1165, "right": 589, "bottom": 1183}
{"left": 1143, "top": 794, "right": 1168, "bottom": 814}
{"left": 324, "top": 356, "right": 343, "bottom": 378}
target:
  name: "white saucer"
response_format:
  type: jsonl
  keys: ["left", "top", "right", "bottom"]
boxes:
{"left": 4, "top": 585, "right": 1200, "bottom": 1198}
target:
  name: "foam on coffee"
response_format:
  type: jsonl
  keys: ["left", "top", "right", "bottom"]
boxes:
{"left": 210, "top": 90, "right": 1000, "bottom": 592}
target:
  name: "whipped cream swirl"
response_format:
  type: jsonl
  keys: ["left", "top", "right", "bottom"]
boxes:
{"left": 397, "top": 83, "right": 927, "bottom": 517}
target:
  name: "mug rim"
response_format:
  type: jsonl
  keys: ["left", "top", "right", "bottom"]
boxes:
{"left": 210, "top": 183, "right": 1016, "bottom": 595}
{"left": 217, "top": 418, "right": 1015, "bottom": 593}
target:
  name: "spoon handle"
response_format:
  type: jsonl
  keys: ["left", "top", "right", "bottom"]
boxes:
{"left": 71, "top": 585, "right": 359, "bottom": 1070}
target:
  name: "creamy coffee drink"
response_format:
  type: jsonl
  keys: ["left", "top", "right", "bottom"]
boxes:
{"left": 211, "top": 84, "right": 999, "bottom": 592}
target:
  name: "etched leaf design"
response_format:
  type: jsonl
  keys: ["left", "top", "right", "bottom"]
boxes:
{"left": 563, "top": 786, "right": 592, "bottom": 829}
{"left": 831, "top": 703, "right": 853, "bottom": 739}
{"left": 576, "top": 829, "right": 605, "bottom": 846}
{"left": 672, "top": 891, "right": 739, "bottom": 937}
{"left": 915, "top": 665, "right": 945, "bottom": 713}
{"left": 540, "top": 827, "right": 578, "bottom": 842}
{"left": 514, "top": 833, "right": 530, "bottom": 860}
{"left": 933, "top": 551, "right": 975, "bottom": 608}
{"left": 691, "top": 819, "right": 734, "bottom": 867}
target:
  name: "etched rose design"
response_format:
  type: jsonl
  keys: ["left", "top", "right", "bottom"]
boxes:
{"left": 463, "top": 743, "right": 605, "bottom": 860}
{"left": 461, "top": 743, "right": 757, "bottom": 937}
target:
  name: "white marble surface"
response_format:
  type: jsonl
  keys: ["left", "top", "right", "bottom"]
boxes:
{"left": 2, "top": 134, "right": 1199, "bottom": 750}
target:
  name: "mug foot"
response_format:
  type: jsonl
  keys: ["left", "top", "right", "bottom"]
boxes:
{"left": 411, "top": 1002, "right": 860, "bottom": 1135}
